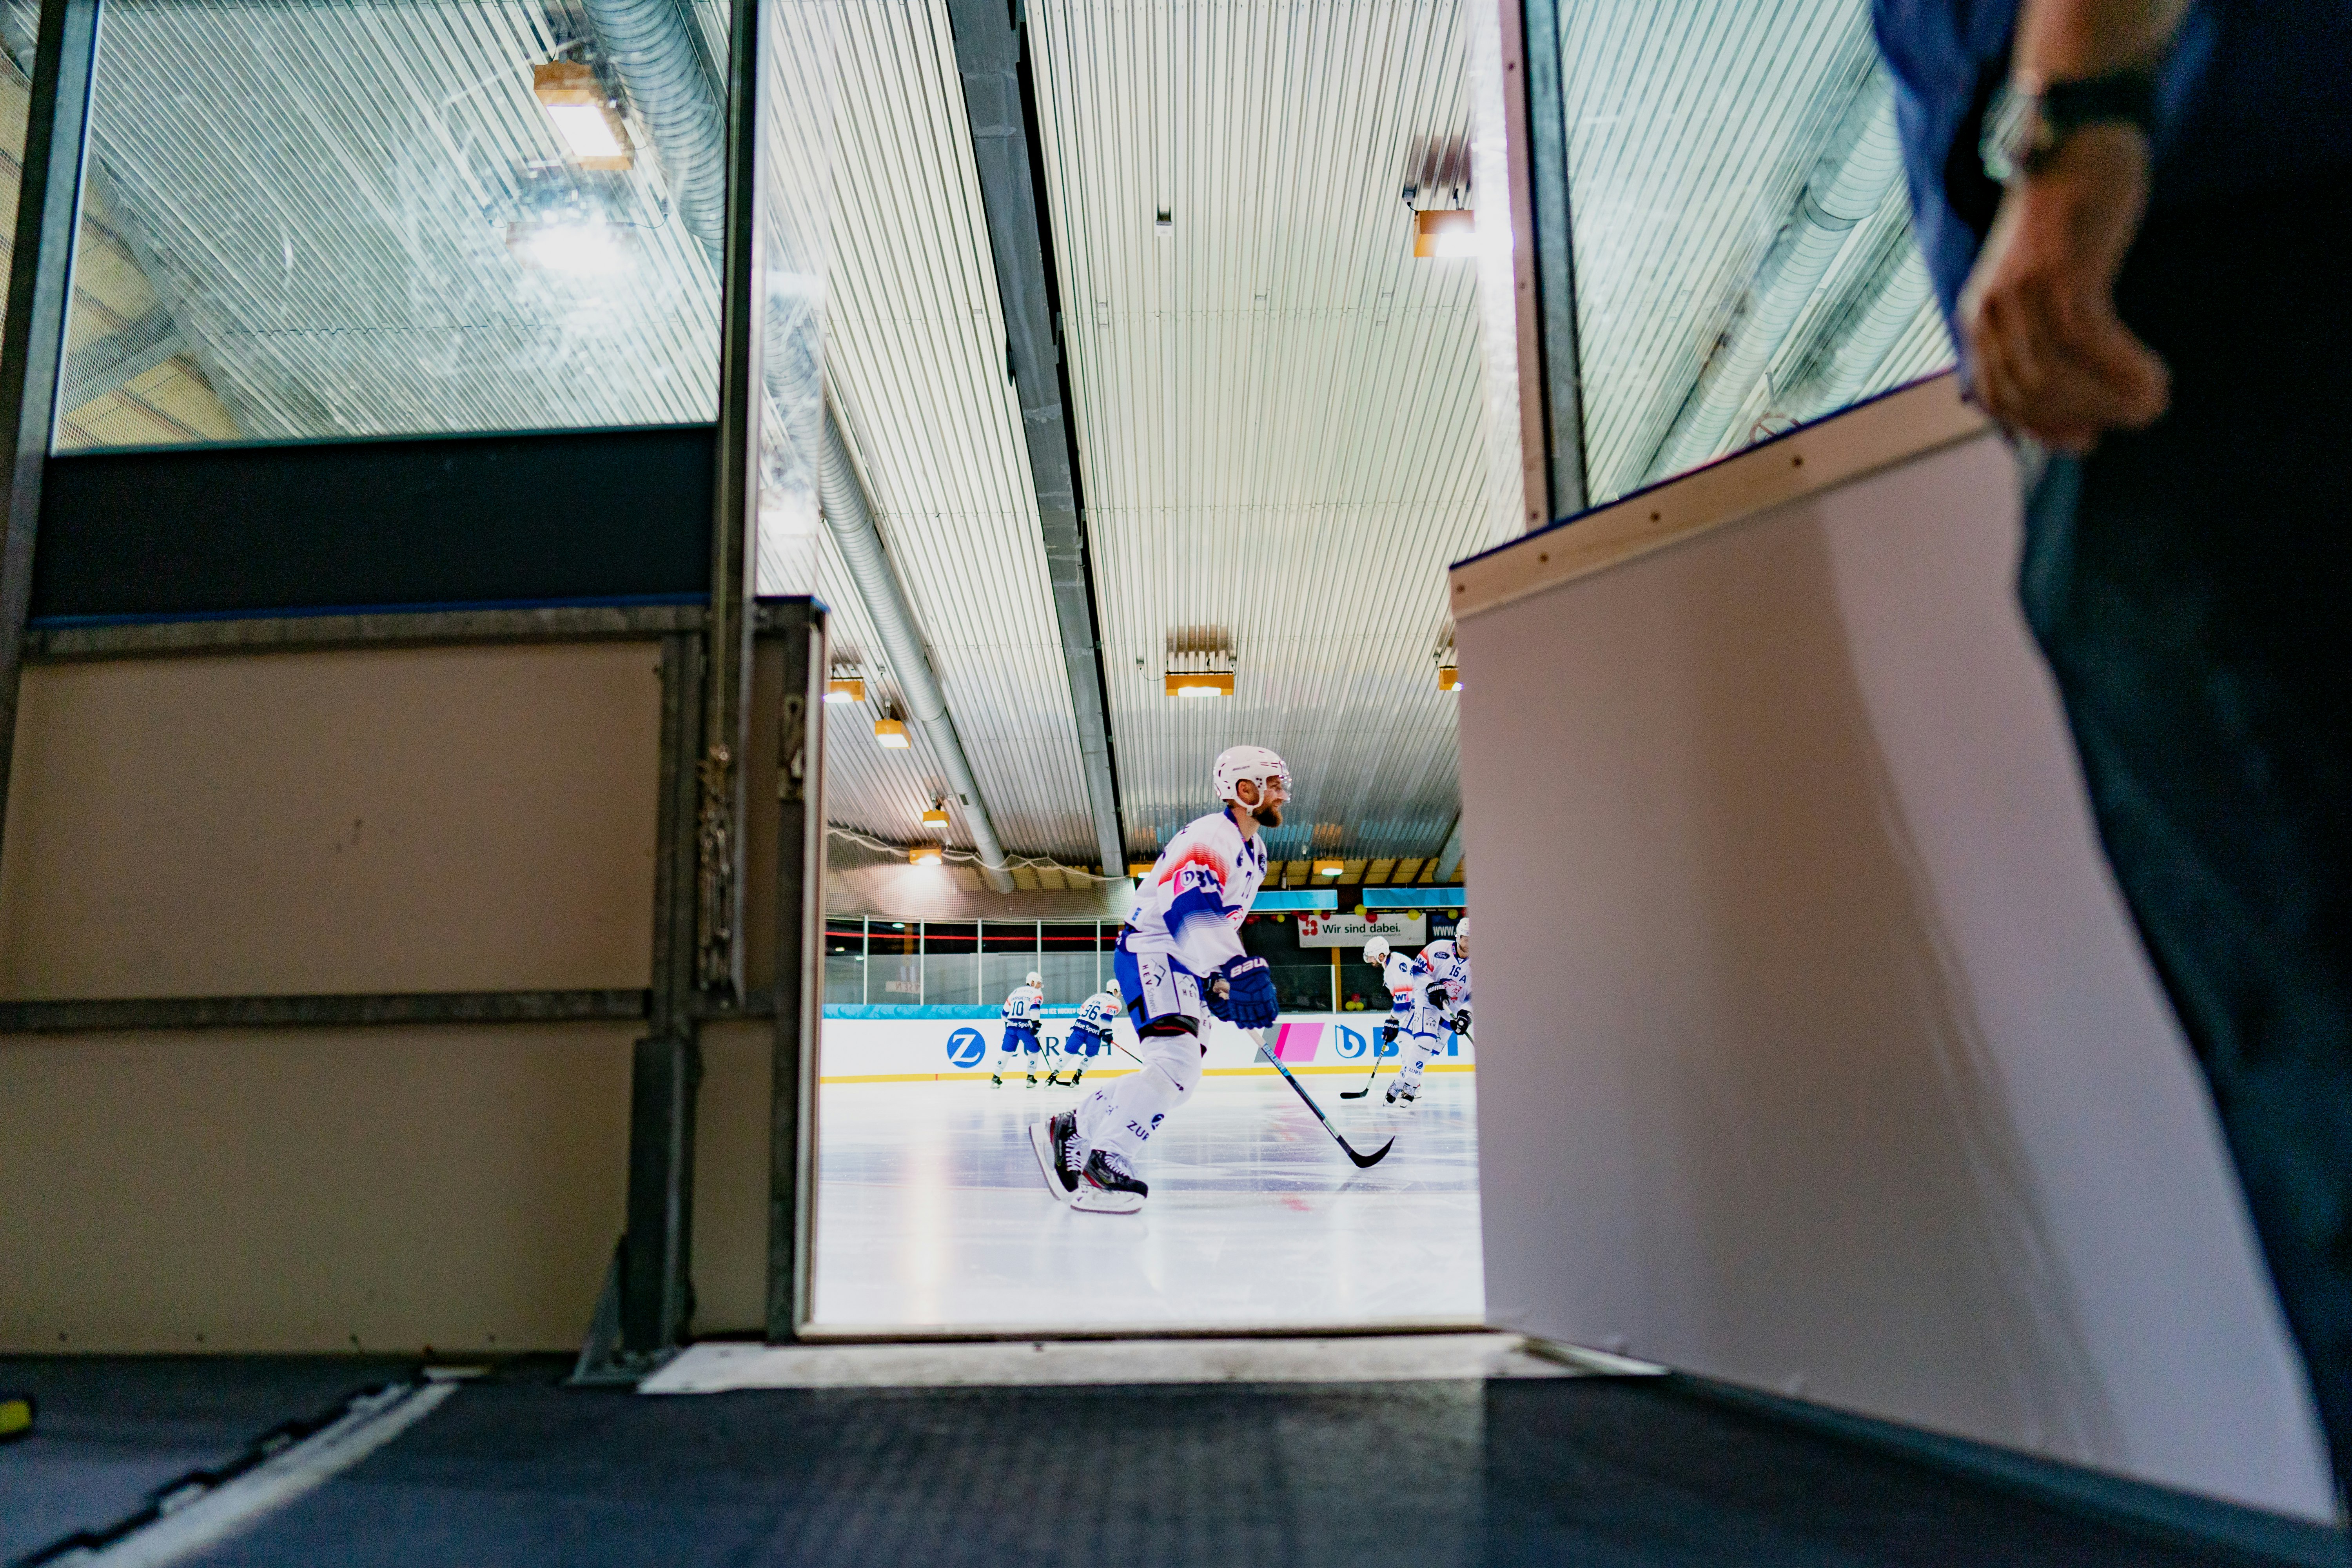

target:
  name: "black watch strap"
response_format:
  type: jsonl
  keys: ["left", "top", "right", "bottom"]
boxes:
{"left": 1982, "top": 67, "right": 2158, "bottom": 181}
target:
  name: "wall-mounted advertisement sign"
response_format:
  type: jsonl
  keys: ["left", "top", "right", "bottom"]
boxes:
{"left": 1293, "top": 911, "right": 1426, "bottom": 948}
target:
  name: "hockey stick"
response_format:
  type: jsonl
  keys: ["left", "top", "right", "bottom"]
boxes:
{"left": 1339, "top": 1025, "right": 1395, "bottom": 1099}
{"left": 1252, "top": 1031, "right": 1395, "bottom": 1168}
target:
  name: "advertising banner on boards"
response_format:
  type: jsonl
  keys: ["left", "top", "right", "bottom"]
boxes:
{"left": 1293, "top": 911, "right": 1426, "bottom": 948}
{"left": 817, "top": 1010, "right": 1475, "bottom": 1082}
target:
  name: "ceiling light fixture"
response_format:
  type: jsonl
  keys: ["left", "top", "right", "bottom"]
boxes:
{"left": 1163, "top": 628, "right": 1236, "bottom": 699}
{"left": 824, "top": 677, "right": 867, "bottom": 704}
{"left": 874, "top": 718, "right": 911, "bottom": 748}
{"left": 909, "top": 844, "right": 944, "bottom": 866}
{"left": 532, "top": 62, "right": 632, "bottom": 168}
{"left": 1413, "top": 209, "right": 1478, "bottom": 259}
{"left": 921, "top": 798, "right": 951, "bottom": 830}
{"left": 1438, "top": 664, "right": 1462, "bottom": 692}
{"left": 1315, "top": 859, "right": 1346, "bottom": 879}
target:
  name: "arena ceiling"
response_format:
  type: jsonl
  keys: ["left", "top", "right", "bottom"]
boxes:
{"left": 0, "top": 0, "right": 1950, "bottom": 893}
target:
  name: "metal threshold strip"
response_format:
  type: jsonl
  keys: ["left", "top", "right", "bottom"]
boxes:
{"left": 639, "top": 1332, "right": 1590, "bottom": 1392}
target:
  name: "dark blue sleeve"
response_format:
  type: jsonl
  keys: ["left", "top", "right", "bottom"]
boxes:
{"left": 1872, "top": 0, "right": 2018, "bottom": 330}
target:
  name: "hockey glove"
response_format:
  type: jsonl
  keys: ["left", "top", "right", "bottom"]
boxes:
{"left": 1451, "top": 1008, "right": 1472, "bottom": 1036}
{"left": 1424, "top": 982, "right": 1450, "bottom": 1011}
{"left": 1207, "top": 955, "right": 1280, "bottom": 1027}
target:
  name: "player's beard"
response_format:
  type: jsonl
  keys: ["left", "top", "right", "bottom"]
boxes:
{"left": 1254, "top": 798, "right": 1285, "bottom": 828}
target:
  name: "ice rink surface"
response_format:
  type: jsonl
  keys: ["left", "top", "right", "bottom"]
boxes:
{"left": 810, "top": 1071, "right": 1483, "bottom": 1332}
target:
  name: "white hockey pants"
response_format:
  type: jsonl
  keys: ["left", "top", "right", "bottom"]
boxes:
{"left": 1075, "top": 1025, "right": 1203, "bottom": 1164}
{"left": 1390, "top": 1002, "right": 1442, "bottom": 1095}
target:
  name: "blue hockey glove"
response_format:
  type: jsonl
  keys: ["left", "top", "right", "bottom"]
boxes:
{"left": 1207, "top": 955, "right": 1280, "bottom": 1027}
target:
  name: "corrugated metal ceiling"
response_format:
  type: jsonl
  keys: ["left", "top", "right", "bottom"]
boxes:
{"left": 1026, "top": 0, "right": 1488, "bottom": 864}
{"left": 13, "top": 0, "right": 1962, "bottom": 882}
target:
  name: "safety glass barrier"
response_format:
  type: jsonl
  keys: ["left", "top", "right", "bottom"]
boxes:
{"left": 50, "top": 0, "right": 732, "bottom": 452}
{"left": 1542, "top": 0, "right": 1956, "bottom": 508}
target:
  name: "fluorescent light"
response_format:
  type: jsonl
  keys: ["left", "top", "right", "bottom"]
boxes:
{"left": 1163, "top": 671, "right": 1235, "bottom": 698}
{"left": 532, "top": 62, "right": 632, "bottom": 169}
{"left": 506, "top": 220, "right": 628, "bottom": 276}
{"left": 909, "top": 844, "right": 944, "bottom": 866}
{"left": 1438, "top": 664, "right": 1461, "bottom": 692}
{"left": 874, "top": 719, "right": 911, "bottom": 748}
{"left": 1413, "top": 209, "right": 1478, "bottom": 259}
{"left": 1314, "top": 859, "right": 1346, "bottom": 878}
{"left": 921, "top": 803, "right": 951, "bottom": 829}
{"left": 825, "top": 678, "right": 866, "bottom": 704}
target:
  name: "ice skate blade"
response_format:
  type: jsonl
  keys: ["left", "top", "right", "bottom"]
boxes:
{"left": 1028, "top": 1120, "right": 1078, "bottom": 1206}
{"left": 1070, "top": 1185, "right": 1144, "bottom": 1214}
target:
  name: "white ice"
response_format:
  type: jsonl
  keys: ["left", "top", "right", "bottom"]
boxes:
{"left": 809, "top": 1071, "right": 1484, "bottom": 1332}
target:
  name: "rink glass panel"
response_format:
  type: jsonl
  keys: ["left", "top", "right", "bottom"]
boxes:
{"left": 980, "top": 921, "right": 1038, "bottom": 1005}
{"left": 922, "top": 922, "right": 978, "bottom": 1007}
{"left": 868, "top": 922, "right": 919, "bottom": 1003}
{"left": 50, "top": 0, "right": 726, "bottom": 452}
{"left": 824, "top": 920, "right": 865, "bottom": 1005}
{"left": 1039, "top": 924, "right": 1099, "bottom": 1003}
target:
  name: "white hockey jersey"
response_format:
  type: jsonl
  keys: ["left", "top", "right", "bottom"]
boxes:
{"left": 1119, "top": 806, "right": 1271, "bottom": 976}
{"left": 1419, "top": 939, "right": 1471, "bottom": 1011}
{"left": 1072, "top": 992, "right": 1118, "bottom": 1035}
{"left": 1000, "top": 982, "right": 1043, "bottom": 1027}
{"left": 1381, "top": 949, "right": 1437, "bottom": 1015}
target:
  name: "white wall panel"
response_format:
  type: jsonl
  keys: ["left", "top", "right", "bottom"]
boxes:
{"left": 1455, "top": 426, "right": 2334, "bottom": 1520}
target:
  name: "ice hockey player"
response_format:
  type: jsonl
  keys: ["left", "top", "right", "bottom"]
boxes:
{"left": 1033, "top": 746, "right": 1286, "bottom": 1212}
{"left": 994, "top": 970, "right": 1045, "bottom": 1088}
{"left": 1047, "top": 979, "right": 1120, "bottom": 1087}
{"left": 1419, "top": 915, "right": 1472, "bottom": 1043}
{"left": 1363, "top": 933, "right": 1445, "bottom": 1108}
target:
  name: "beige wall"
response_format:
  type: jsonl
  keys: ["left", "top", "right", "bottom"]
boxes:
{"left": 0, "top": 642, "right": 662, "bottom": 998}
{"left": 0, "top": 1024, "right": 633, "bottom": 1352}
{"left": 0, "top": 640, "right": 712, "bottom": 1352}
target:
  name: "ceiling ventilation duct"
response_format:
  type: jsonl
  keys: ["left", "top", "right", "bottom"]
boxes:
{"left": 575, "top": 0, "right": 728, "bottom": 251}
{"left": 820, "top": 410, "right": 1017, "bottom": 895}
{"left": 1641, "top": 72, "right": 1902, "bottom": 484}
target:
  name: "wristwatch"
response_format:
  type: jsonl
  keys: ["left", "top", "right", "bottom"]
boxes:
{"left": 1980, "top": 68, "right": 2158, "bottom": 182}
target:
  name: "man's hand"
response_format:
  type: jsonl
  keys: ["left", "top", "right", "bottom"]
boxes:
{"left": 1211, "top": 955, "right": 1279, "bottom": 1028}
{"left": 1958, "top": 122, "right": 2169, "bottom": 452}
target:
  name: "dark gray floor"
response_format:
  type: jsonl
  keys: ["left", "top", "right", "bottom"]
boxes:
{"left": 0, "top": 1354, "right": 416, "bottom": 1562}
{"left": 3, "top": 1357, "right": 2318, "bottom": 1568}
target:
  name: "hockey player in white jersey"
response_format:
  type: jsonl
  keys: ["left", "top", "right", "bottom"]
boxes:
{"left": 1363, "top": 935, "right": 1446, "bottom": 1107}
{"left": 993, "top": 971, "right": 1045, "bottom": 1088}
{"left": 1419, "top": 916, "right": 1472, "bottom": 1041}
{"left": 1046, "top": 980, "right": 1120, "bottom": 1087}
{"left": 1032, "top": 746, "right": 1287, "bottom": 1212}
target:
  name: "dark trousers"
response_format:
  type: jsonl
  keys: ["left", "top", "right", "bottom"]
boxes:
{"left": 2019, "top": 169, "right": 2352, "bottom": 1498}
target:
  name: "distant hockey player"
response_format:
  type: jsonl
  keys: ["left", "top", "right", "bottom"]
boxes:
{"left": 1033, "top": 746, "right": 1287, "bottom": 1212}
{"left": 1420, "top": 915, "right": 1472, "bottom": 1042}
{"left": 994, "top": 970, "right": 1045, "bottom": 1088}
{"left": 1363, "top": 934, "right": 1445, "bottom": 1107}
{"left": 1047, "top": 980, "right": 1120, "bottom": 1087}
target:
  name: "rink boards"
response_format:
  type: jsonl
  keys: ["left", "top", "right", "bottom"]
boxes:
{"left": 817, "top": 1011, "right": 1477, "bottom": 1084}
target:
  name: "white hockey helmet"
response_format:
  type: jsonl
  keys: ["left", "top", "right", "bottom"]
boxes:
{"left": 1453, "top": 916, "right": 1470, "bottom": 952}
{"left": 1362, "top": 936, "right": 1390, "bottom": 965}
{"left": 1103, "top": 978, "right": 1120, "bottom": 998}
{"left": 1214, "top": 744, "right": 1291, "bottom": 805}
{"left": 1026, "top": 970, "right": 1041, "bottom": 986}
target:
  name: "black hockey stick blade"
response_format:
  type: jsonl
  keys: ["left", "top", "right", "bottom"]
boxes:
{"left": 1256, "top": 1038, "right": 1395, "bottom": 1167}
{"left": 1338, "top": 1069, "right": 1379, "bottom": 1100}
